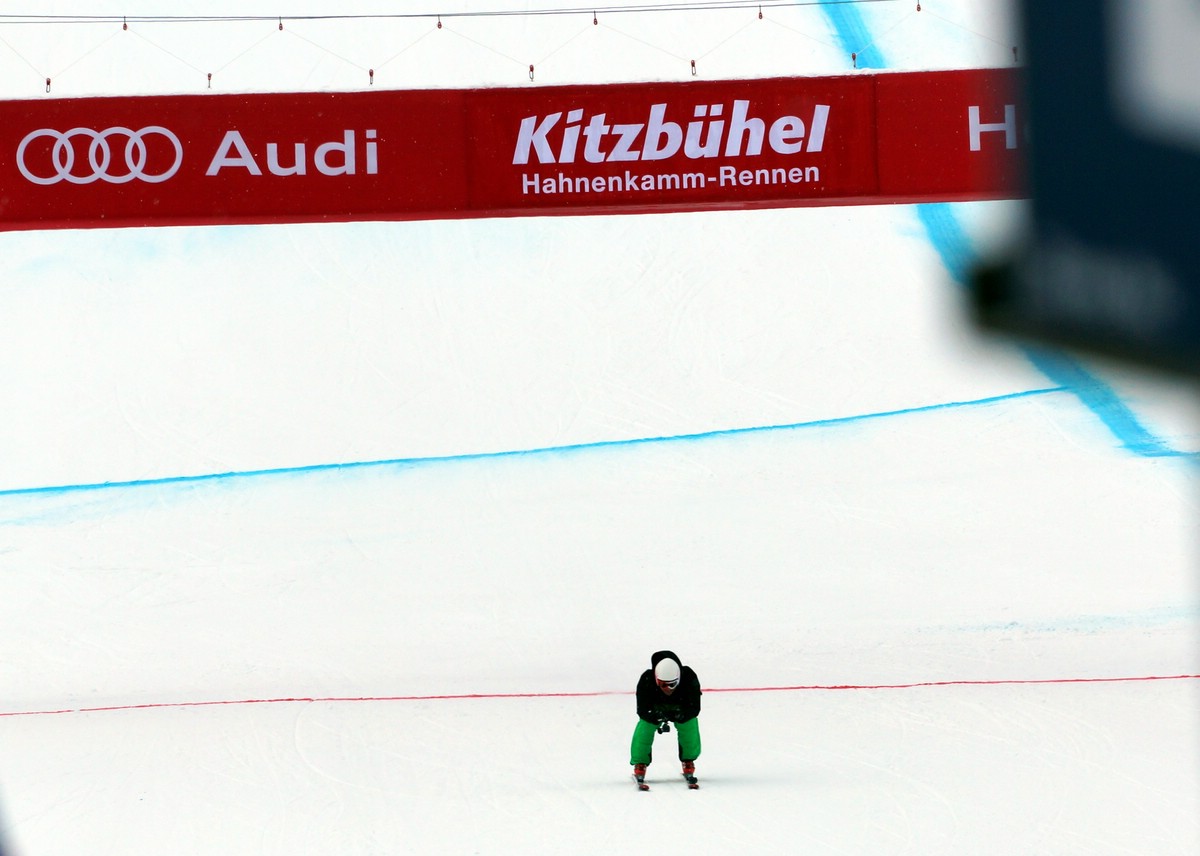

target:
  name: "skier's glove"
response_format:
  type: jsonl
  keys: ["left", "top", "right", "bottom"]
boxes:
{"left": 657, "top": 721, "right": 671, "bottom": 734}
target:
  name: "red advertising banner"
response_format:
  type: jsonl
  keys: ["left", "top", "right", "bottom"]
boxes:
{"left": 0, "top": 68, "right": 1023, "bottom": 232}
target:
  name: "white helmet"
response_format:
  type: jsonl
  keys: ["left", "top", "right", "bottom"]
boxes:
{"left": 654, "top": 658, "right": 681, "bottom": 684}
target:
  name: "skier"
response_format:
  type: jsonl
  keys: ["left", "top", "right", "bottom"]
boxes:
{"left": 630, "top": 650, "right": 701, "bottom": 788}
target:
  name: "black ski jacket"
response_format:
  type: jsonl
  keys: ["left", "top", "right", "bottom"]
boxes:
{"left": 636, "top": 650, "right": 701, "bottom": 724}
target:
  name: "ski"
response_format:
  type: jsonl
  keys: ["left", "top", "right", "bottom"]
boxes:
{"left": 633, "top": 765, "right": 650, "bottom": 791}
{"left": 631, "top": 772, "right": 695, "bottom": 789}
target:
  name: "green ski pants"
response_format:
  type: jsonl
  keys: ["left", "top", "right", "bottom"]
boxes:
{"left": 630, "top": 717, "right": 701, "bottom": 765}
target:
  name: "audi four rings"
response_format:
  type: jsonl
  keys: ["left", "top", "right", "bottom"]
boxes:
{"left": 17, "top": 126, "right": 184, "bottom": 185}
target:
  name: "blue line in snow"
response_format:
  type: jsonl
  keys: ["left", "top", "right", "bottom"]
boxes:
{"left": 817, "top": 2, "right": 1184, "bottom": 458}
{"left": 949, "top": 604, "right": 1200, "bottom": 635}
{"left": 0, "top": 387, "right": 1065, "bottom": 498}
{"left": 1021, "top": 348, "right": 1182, "bottom": 457}
{"left": 916, "top": 205, "right": 1183, "bottom": 456}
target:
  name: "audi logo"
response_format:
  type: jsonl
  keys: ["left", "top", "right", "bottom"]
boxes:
{"left": 16, "top": 126, "right": 183, "bottom": 185}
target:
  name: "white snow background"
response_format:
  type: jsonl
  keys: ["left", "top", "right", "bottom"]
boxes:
{"left": 1, "top": 1, "right": 1198, "bottom": 853}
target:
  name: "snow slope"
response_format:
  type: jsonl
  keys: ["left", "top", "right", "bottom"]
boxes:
{"left": 1, "top": 2, "right": 1197, "bottom": 854}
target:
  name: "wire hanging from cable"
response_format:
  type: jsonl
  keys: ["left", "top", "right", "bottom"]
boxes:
{"left": 0, "top": 1, "right": 900, "bottom": 27}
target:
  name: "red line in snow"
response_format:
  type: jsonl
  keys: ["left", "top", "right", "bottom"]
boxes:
{"left": 706, "top": 674, "right": 1200, "bottom": 692}
{"left": 0, "top": 690, "right": 628, "bottom": 718}
{"left": 2, "top": 675, "right": 1197, "bottom": 719}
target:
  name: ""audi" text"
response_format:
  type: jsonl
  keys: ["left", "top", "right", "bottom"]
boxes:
{"left": 512, "top": 101, "right": 830, "bottom": 165}
{"left": 206, "top": 129, "right": 379, "bottom": 176}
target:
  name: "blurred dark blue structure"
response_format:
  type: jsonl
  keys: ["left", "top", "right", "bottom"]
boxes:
{"left": 974, "top": 0, "right": 1200, "bottom": 374}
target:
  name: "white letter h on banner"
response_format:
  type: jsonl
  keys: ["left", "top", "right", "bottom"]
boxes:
{"left": 968, "top": 104, "right": 1017, "bottom": 151}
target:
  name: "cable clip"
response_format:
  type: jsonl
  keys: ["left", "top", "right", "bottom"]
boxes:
{"left": 690, "top": 59, "right": 697, "bottom": 76}
{"left": 45, "top": 77, "right": 51, "bottom": 93}
{"left": 851, "top": 52, "right": 857, "bottom": 68}
{"left": 369, "top": 68, "right": 375, "bottom": 85}
{"left": 528, "top": 64, "right": 535, "bottom": 81}
{"left": 207, "top": 72, "right": 212, "bottom": 89}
